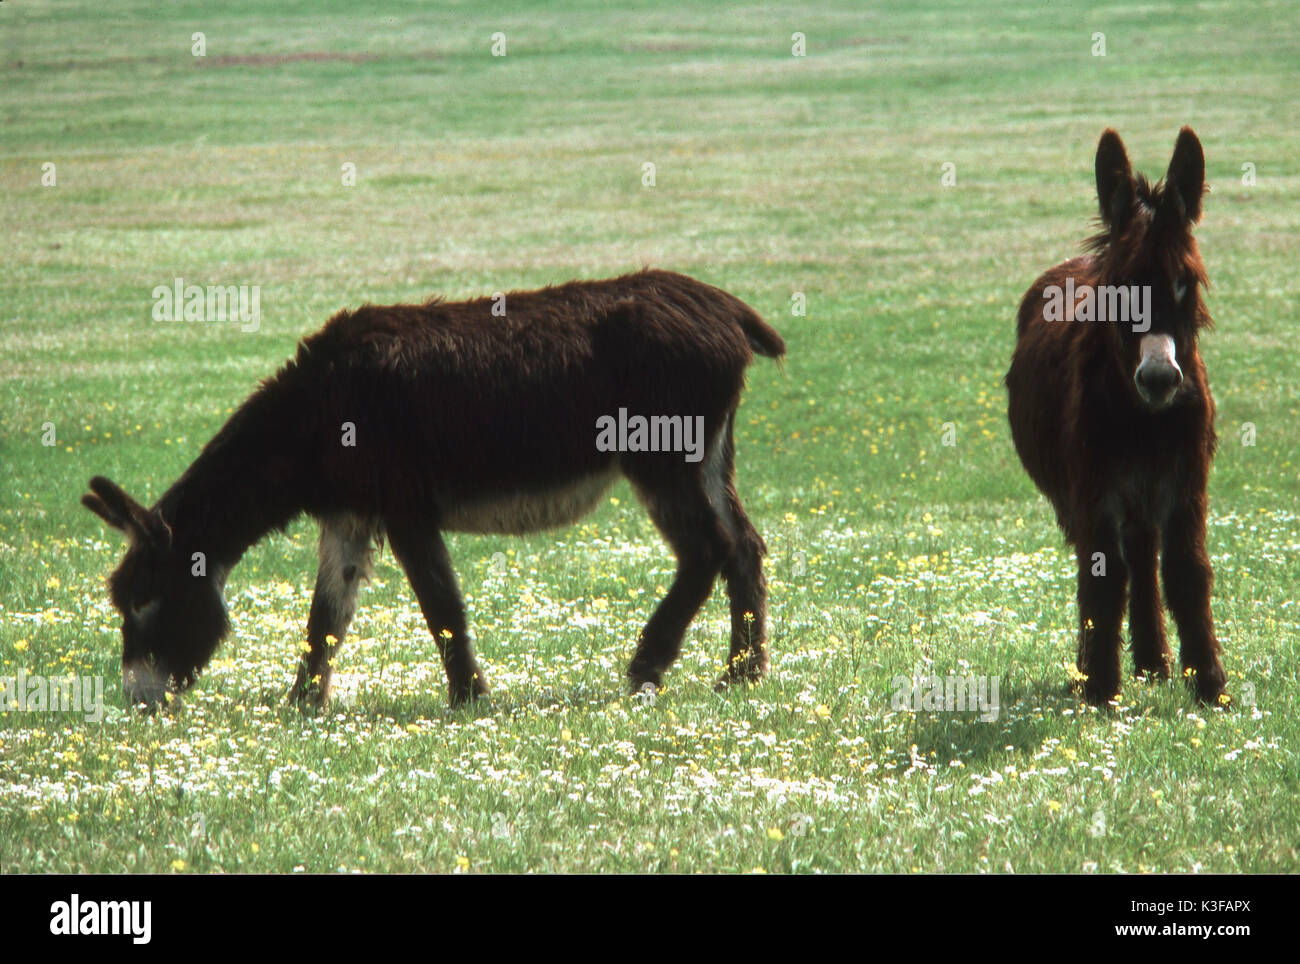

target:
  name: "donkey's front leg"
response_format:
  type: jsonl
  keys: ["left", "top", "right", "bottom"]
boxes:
{"left": 1075, "top": 525, "right": 1128, "bottom": 705}
{"left": 1122, "top": 521, "right": 1170, "bottom": 679}
{"left": 1161, "top": 502, "right": 1227, "bottom": 704}
{"left": 385, "top": 518, "right": 489, "bottom": 707}
{"left": 291, "top": 515, "right": 376, "bottom": 711}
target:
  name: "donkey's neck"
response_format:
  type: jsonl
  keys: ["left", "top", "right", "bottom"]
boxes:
{"left": 155, "top": 379, "right": 306, "bottom": 569}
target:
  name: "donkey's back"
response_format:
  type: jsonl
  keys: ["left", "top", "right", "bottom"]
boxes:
{"left": 290, "top": 269, "right": 784, "bottom": 519}
{"left": 301, "top": 269, "right": 784, "bottom": 383}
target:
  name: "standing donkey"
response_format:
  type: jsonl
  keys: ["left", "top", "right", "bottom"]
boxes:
{"left": 1006, "top": 127, "right": 1228, "bottom": 705}
{"left": 83, "top": 269, "right": 785, "bottom": 710}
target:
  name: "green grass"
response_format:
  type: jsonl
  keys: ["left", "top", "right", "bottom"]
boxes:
{"left": 2, "top": 0, "right": 1298, "bottom": 873}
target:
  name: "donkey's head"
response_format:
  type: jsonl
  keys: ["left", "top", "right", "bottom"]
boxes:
{"left": 82, "top": 476, "right": 229, "bottom": 707}
{"left": 1088, "top": 126, "right": 1210, "bottom": 411}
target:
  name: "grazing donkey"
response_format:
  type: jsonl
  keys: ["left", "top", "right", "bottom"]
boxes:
{"left": 1005, "top": 127, "right": 1227, "bottom": 705}
{"left": 83, "top": 269, "right": 785, "bottom": 710}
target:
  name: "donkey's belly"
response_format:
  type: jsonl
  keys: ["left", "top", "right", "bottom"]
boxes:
{"left": 440, "top": 467, "right": 620, "bottom": 535}
{"left": 1099, "top": 459, "right": 1179, "bottom": 527}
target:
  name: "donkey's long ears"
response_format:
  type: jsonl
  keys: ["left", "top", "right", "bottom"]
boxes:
{"left": 82, "top": 476, "right": 171, "bottom": 547}
{"left": 82, "top": 491, "right": 125, "bottom": 529}
{"left": 1095, "top": 128, "right": 1134, "bottom": 231}
{"left": 1164, "top": 126, "right": 1205, "bottom": 225}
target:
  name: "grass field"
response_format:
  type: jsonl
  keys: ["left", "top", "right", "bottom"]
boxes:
{"left": 2, "top": 0, "right": 1298, "bottom": 874}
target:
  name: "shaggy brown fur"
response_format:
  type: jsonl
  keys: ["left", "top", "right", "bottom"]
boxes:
{"left": 1005, "top": 128, "right": 1227, "bottom": 705}
{"left": 83, "top": 269, "right": 785, "bottom": 710}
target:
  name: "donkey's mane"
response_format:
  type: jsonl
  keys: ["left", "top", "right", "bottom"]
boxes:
{"left": 154, "top": 374, "right": 306, "bottom": 563}
{"left": 1082, "top": 172, "right": 1157, "bottom": 257}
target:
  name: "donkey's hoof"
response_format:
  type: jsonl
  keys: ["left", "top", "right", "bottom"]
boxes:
{"left": 448, "top": 670, "right": 490, "bottom": 708}
{"left": 1077, "top": 673, "right": 1120, "bottom": 707}
{"left": 626, "top": 659, "right": 664, "bottom": 693}
{"left": 713, "top": 673, "right": 758, "bottom": 692}
{"left": 1188, "top": 664, "right": 1228, "bottom": 706}
{"left": 1080, "top": 685, "right": 1119, "bottom": 707}
{"left": 1131, "top": 657, "right": 1171, "bottom": 681}
{"left": 292, "top": 690, "right": 330, "bottom": 715}
{"left": 290, "top": 672, "right": 331, "bottom": 714}
{"left": 628, "top": 674, "right": 663, "bottom": 694}
{"left": 714, "top": 654, "right": 768, "bottom": 691}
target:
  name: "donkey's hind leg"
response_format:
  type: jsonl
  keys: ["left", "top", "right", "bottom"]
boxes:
{"left": 706, "top": 414, "right": 769, "bottom": 687}
{"left": 625, "top": 462, "right": 734, "bottom": 692}
{"left": 291, "top": 514, "right": 377, "bottom": 710}
{"left": 385, "top": 517, "right": 489, "bottom": 708}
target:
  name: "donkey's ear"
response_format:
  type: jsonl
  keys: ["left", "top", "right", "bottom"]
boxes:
{"left": 82, "top": 491, "right": 126, "bottom": 530}
{"left": 1095, "top": 128, "right": 1134, "bottom": 232}
{"left": 85, "top": 476, "right": 134, "bottom": 530}
{"left": 1164, "top": 126, "right": 1205, "bottom": 226}
{"left": 85, "top": 476, "right": 171, "bottom": 548}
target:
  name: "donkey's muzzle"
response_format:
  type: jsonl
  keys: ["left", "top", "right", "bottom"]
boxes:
{"left": 1135, "top": 334, "right": 1183, "bottom": 408}
{"left": 122, "top": 659, "right": 170, "bottom": 708}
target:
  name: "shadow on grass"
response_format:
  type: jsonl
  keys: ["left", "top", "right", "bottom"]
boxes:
{"left": 269, "top": 676, "right": 636, "bottom": 728}
{"left": 899, "top": 674, "right": 1212, "bottom": 768}
{"left": 211, "top": 660, "right": 1218, "bottom": 751}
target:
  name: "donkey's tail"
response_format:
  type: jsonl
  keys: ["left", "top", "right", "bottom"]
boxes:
{"left": 737, "top": 304, "right": 787, "bottom": 359}
{"left": 646, "top": 268, "right": 786, "bottom": 360}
